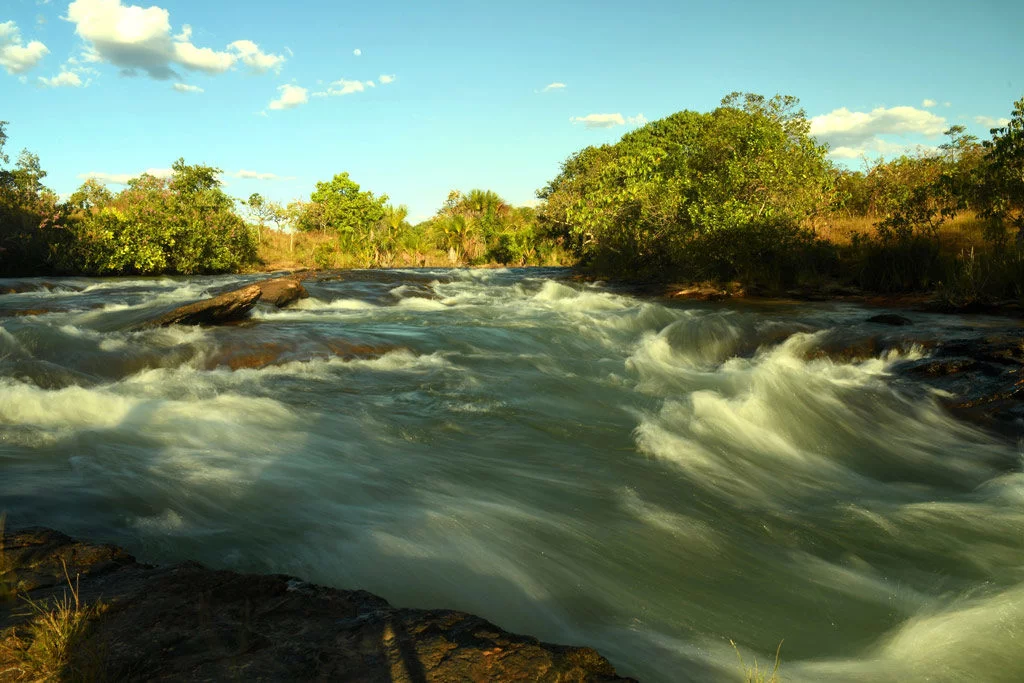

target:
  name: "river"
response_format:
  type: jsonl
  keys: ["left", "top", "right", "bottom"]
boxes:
{"left": 1, "top": 267, "right": 1021, "bottom": 682}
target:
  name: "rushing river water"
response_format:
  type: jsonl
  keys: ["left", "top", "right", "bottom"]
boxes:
{"left": 0, "top": 267, "right": 1021, "bottom": 681}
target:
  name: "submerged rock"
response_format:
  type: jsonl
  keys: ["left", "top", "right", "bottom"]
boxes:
{"left": 145, "top": 284, "right": 263, "bottom": 327}
{"left": 866, "top": 313, "right": 913, "bottom": 326}
{"left": 897, "top": 334, "right": 1024, "bottom": 438}
{"left": 0, "top": 528, "right": 633, "bottom": 682}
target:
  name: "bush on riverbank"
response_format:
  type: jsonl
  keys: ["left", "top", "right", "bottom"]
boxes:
{"left": 539, "top": 93, "right": 1024, "bottom": 303}
{"left": 0, "top": 139, "right": 256, "bottom": 276}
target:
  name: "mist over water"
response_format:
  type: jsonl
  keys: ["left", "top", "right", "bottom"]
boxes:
{"left": 1, "top": 268, "right": 1021, "bottom": 682}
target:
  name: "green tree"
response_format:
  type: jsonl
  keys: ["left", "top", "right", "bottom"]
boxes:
{"left": 538, "top": 92, "right": 837, "bottom": 282}
{"left": 306, "top": 172, "right": 389, "bottom": 237}
{"left": 979, "top": 96, "right": 1024, "bottom": 245}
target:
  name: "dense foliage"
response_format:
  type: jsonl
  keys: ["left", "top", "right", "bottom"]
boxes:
{"left": 2, "top": 93, "right": 1023, "bottom": 302}
{"left": 539, "top": 93, "right": 838, "bottom": 284}
{"left": 0, "top": 139, "right": 256, "bottom": 276}
{"left": 539, "top": 92, "right": 1024, "bottom": 300}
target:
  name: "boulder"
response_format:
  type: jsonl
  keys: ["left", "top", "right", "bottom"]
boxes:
{"left": 866, "top": 313, "right": 913, "bottom": 326}
{"left": 257, "top": 276, "right": 309, "bottom": 308}
{"left": 146, "top": 284, "right": 262, "bottom": 327}
{"left": 0, "top": 527, "right": 634, "bottom": 682}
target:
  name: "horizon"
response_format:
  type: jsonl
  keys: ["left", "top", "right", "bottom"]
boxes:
{"left": 2, "top": 0, "right": 1021, "bottom": 221}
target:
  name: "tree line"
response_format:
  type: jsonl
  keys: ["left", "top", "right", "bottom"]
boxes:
{"left": 537, "top": 92, "right": 1024, "bottom": 301}
{"left": 2, "top": 93, "right": 1022, "bottom": 303}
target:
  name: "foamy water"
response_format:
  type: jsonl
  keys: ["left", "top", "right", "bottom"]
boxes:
{"left": 1, "top": 268, "right": 1021, "bottom": 682}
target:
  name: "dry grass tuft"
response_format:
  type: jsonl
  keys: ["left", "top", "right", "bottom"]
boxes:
{"left": 1, "top": 558, "right": 106, "bottom": 681}
{"left": 731, "top": 639, "right": 783, "bottom": 683}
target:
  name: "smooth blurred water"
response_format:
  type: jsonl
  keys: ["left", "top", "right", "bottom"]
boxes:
{"left": 1, "top": 268, "right": 1021, "bottom": 682}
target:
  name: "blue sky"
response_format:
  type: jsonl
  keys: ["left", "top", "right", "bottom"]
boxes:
{"left": 1, "top": 0, "right": 1021, "bottom": 221}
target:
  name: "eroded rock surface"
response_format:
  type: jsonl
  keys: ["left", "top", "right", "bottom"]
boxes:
{"left": 257, "top": 276, "right": 310, "bottom": 308}
{"left": 0, "top": 528, "right": 633, "bottom": 682}
{"left": 896, "top": 333, "right": 1024, "bottom": 438}
{"left": 145, "top": 284, "right": 262, "bottom": 327}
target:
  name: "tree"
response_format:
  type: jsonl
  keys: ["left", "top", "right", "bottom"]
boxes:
{"left": 979, "top": 96, "right": 1024, "bottom": 245}
{"left": 68, "top": 179, "right": 113, "bottom": 211}
{"left": 538, "top": 92, "right": 837, "bottom": 280}
{"left": 306, "top": 172, "right": 388, "bottom": 237}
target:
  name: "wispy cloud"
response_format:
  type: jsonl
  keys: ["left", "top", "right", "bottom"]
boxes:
{"left": 314, "top": 78, "right": 364, "bottom": 96}
{"left": 38, "top": 70, "right": 83, "bottom": 88}
{"left": 353, "top": 48, "right": 362, "bottom": 57}
{"left": 233, "top": 169, "right": 292, "bottom": 180}
{"left": 974, "top": 115, "right": 1011, "bottom": 128}
{"left": 268, "top": 84, "right": 308, "bottom": 110}
{"left": 570, "top": 112, "right": 647, "bottom": 129}
{"left": 79, "top": 168, "right": 173, "bottom": 185}
{"left": 827, "top": 138, "right": 939, "bottom": 160}
{"left": 0, "top": 20, "right": 49, "bottom": 75}
{"left": 228, "top": 40, "right": 285, "bottom": 74}
{"left": 379, "top": 73, "right": 395, "bottom": 84}
{"left": 541, "top": 82, "right": 566, "bottom": 92}
{"left": 922, "top": 98, "right": 937, "bottom": 108}
{"left": 172, "top": 82, "right": 203, "bottom": 93}
{"left": 570, "top": 113, "right": 625, "bottom": 128}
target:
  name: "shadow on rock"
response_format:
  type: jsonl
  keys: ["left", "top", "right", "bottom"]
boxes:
{"left": 0, "top": 528, "right": 633, "bottom": 682}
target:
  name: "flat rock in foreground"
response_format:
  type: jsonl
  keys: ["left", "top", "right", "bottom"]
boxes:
{"left": 145, "top": 284, "right": 262, "bottom": 327}
{"left": 0, "top": 528, "right": 633, "bottom": 682}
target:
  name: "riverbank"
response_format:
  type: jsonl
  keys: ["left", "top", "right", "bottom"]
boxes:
{"left": 0, "top": 527, "right": 632, "bottom": 682}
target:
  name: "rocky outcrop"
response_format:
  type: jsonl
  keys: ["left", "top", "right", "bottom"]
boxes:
{"left": 897, "top": 334, "right": 1024, "bottom": 438}
{"left": 145, "top": 284, "right": 263, "bottom": 327}
{"left": 0, "top": 528, "right": 633, "bottom": 682}
{"left": 256, "top": 276, "right": 309, "bottom": 308}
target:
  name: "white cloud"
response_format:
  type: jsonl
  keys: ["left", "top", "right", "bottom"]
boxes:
{"left": 542, "top": 82, "right": 565, "bottom": 92}
{"left": 269, "top": 84, "right": 308, "bottom": 110}
{"left": 0, "top": 20, "right": 49, "bottom": 74}
{"left": 234, "top": 170, "right": 278, "bottom": 180}
{"left": 314, "top": 77, "right": 366, "bottom": 97}
{"left": 65, "top": 0, "right": 284, "bottom": 80}
{"left": 628, "top": 113, "right": 648, "bottom": 126}
{"left": 570, "top": 113, "right": 626, "bottom": 128}
{"left": 353, "top": 48, "right": 361, "bottom": 56}
{"left": 79, "top": 168, "right": 173, "bottom": 184}
{"left": 172, "top": 40, "right": 233, "bottom": 74}
{"left": 974, "top": 115, "right": 1011, "bottom": 128}
{"left": 922, "top": 98, "right": 937, "bottom": 108}
{"left": 172, "top": 82, "right": 203, "bottom": 93}
{"left": 228, "top": 40, "right": 285, "bottom": 74}
{"left": 39, "top": 70, "right": 83, "bottom": 87}
{"left": 365, "top": 80, "right": 375, "bottom": 87}
{"left": 810, "top": 105, "right": 947, "bottom": 150}
{"left": 379, "top": 73, "right": 395, "bottom": 84}
{"left": 828, "top": 138, "right": 938, "bottom": 160}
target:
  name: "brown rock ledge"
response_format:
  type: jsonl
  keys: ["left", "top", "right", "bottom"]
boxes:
{"left": 144, "top": 284, "right": 263, "bottom": 327}
{"left": 0, "top": 528, "right": 634, "bottom": 682}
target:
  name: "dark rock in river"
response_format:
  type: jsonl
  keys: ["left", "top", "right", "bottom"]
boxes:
{"left": 1, "top": 281, "right": 82, "bottom": 295}
{"left": 146, "top": 284, "right": 262, "bottom": 327}
{"left": 866, "top": 313, "right": 913, "bottom": 326}
{"left": 895, "top": 333, "right": 1024, "bottom": 439}
{"left": 0, "top": 528, "right": 633, "bottom": 682}
{"left": 257, "top": 276, "right": 310, "bottom": 308}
